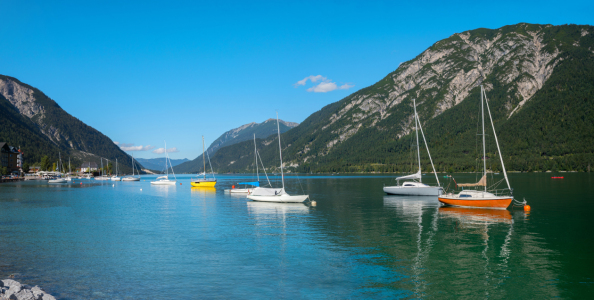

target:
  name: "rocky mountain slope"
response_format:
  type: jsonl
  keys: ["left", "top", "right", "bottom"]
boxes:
{"left": 0, "top": 75, "right": 142, "bottom": 173}
{"left": 206, "top": 23, "right": 594, "bottom": 173}
{"left": 173, "top": 119, "right": 298, "bottom": 173}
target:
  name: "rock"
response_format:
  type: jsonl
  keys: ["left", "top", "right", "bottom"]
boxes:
{"left": 0, "top": 280, "right": 55, "bottom": 300}
{"left": 13, "top": 289, "right": 36, "bottom": 300}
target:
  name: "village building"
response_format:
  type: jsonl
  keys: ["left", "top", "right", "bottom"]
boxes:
{"left": 0, "top": 142, "right": 23, "bottom": 174}
{"left": 80, "top": 162, "right": 99, "bottom": 172}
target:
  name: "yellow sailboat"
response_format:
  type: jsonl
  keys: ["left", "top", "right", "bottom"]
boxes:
{"left": 190, "top": 136, "right": 217, "bottom": 187}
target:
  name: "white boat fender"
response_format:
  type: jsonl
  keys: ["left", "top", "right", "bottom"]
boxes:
{"left": 310, "top": 200, "right": 317, "bottom": 207}
{"left": 112, "top": 184, "right": 114, "bottom": 187}
{"left": 140, "top": 188, "right": 142, "bottom": 191}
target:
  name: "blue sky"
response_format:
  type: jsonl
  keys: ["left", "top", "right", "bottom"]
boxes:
{"left": 1, "top": 0, "right": 592, "bottom": 159}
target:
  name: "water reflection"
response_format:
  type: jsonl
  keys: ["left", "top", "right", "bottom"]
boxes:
{"left": 190, "top": 187, "right": 216, "bottom": 196}
{"left": 247, "top": 202, "right": 309, "bottom": 216}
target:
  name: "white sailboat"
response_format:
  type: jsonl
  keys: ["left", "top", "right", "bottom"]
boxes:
{"left": 110, "top": 158, "right": 121, "bottom": 181}
{"left": 247, "top": 113, "right": 309, "bottom": 203}
{"left": 95, "top": 158, "right": 110, "bottom": 180}
{"left": 123, "top": 154, "right": 141, "bottom": 181}
{"left": 230, "top": 134, "right": 271, "bottom": 194}
{"left": 48, "top": 153, "right": 67, "bottom": 184}
{"left": 151, "top": 141, "right": 177, "bottom": 185}
{"left": 384, "top": 99, "right": 443, "bottom": 196}
{"left": 65, "top": 157, "right": 73, "bottom": 181}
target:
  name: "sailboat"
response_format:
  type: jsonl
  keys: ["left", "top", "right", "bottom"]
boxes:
{"left": 438, "top": 85, "right": 513, "bottom": 209}
{"left": 95, "top": 158, "right": 110, "bottom": 180}
{"left": 190, "top": 136, "right": 217, "bottom": 187}
{"left": 384, "top": 99, "right": 443, "bottom": 196}
{"left": 151, "top": 142, "right": 177, "bottom": 185}
{"left": 230, "top": 134, "right": 271, "bottom": 194}
{"left": 65, "top": 157, "right": 73, "bottom": 181}
{"left": 49, "top": 153, "right": 68, "bottom": 183}
{"left": 110, "top": 158, "right": 121, "bottom": 181}
{"left": 247, "top": 113, "right": 309, "bottom": 203}
{"left": 123, "top": 154, "right": 140, "bottom": 181}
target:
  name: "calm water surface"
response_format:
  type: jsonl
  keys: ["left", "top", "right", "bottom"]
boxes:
{"left": 0, "top": 173, "right": 593, "bottom": 299}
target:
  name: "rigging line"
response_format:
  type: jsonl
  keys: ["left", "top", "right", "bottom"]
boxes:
{"left": 205, "top": 148, "right": 215, "bottom": 180}
{"left": 257, "top": 150, "right": 272, "bottom": 187}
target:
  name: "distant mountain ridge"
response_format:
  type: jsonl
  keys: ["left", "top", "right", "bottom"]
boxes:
{"left": 0, "top": 75, "right": 142, "bottom": 173}
{"left": 201, "top": 23, "right": 594, "bottom": 173}
{"left": 136, "top": 158, "right": 189, "bottom": 171}
{"left": 173, "top": 118, "right": 298, "bottom": 173}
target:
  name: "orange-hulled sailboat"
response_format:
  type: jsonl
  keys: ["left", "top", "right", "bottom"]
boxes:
{"left": 438, "top": 85, "right": 513, "bottom": 210}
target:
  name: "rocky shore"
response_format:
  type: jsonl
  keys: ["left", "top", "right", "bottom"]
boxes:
{"left": 1, "top": 280, "right": 55, "bottom": 300}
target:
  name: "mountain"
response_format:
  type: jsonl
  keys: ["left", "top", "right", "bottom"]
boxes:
{"left": 0, "top": 75, "right": 142, "bottom": 174}
{"left": 135, "top": 158, "right": 190, "bottom": 171}
{"left": 173, "top": 119, "right": 298, "bottom": 173}
{"left": 204, "top": 23, "right": 594, "bottom": 173}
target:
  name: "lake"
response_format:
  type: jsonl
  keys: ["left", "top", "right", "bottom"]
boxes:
{"left": 0, "top": 173, "right": 593, "bottom": 299}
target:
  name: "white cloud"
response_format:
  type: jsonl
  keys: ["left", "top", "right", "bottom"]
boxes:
{"left": 114, "top": 141, "right": 120, "bottom": 145}
{"left": 152, "top": 147, "right": 179, "bottom": 154}
{"left": 294, "top": 75, "right": 326, "bottom": 87}
{"left": 117, "top": 143, "right": 156, "bottom": 151}
{"left": 295, "top": 75, "right": 354, "bottom": 93}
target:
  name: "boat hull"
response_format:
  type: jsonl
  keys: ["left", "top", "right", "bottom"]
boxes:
{"left": 48, "top": 179, "right": 67, "bottom": 184}
{"left": 247, "top": 194, "right": 309, "bottom": 203}
{"left": 190, "top": 181, "right": 217, "bottom": 187}
{"left": 383, "top": 186, "right": 442, "bottom": 196}
{"left": 438, "top": 196, "right": 512, "bottom": 209}
{"left": 151, "top": 180, "right": 177, "bottom": 185}
{"left": 110, "top": 177, "right": 121, "bottom": 181}
{"left": 122, "top": 177, "right": 140, "bottom": 181}
{"left": 230, "top": 188, "right": 252, "bottom": 194}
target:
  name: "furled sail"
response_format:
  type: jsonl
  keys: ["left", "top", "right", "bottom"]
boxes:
{"left": 458, "top": 174, "right": 487, "bottom": 187}
{"left": 395, "top": 170, "right": 422, "bottom": 181}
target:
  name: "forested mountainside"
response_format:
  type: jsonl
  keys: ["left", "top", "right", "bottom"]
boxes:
{"left": 0, "top": 75, "right": 142, "bottom": 173}
{"left": 173, "top": 119, "right": 298, "bottom": 173}
{"left": 205, "top": 23, "right": 594, "bottom": 173}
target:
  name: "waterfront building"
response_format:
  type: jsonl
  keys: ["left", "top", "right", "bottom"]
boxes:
{"left": 0, "top": 142, "right": 22, "bottom": 174}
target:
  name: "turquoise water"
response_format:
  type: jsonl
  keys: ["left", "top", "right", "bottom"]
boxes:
{"left": 0, "top": 173, "right": 593, "bottom": 299}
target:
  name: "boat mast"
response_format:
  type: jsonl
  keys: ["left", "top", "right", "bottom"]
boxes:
{"left": 165, "top": 141, "right": 168, "bottom": 178}
{"left": 254, "top": 133, "right": 259, "bottom": 181}
{"left": 115, "top": 158, "right": 118, "bottom": 177}
{"left": 68, "top": 157, "right": 71, "bottom": 175}
{"left": 481, "top": 86, "right": 487, "bottom": 192}
{"left": 483, "top": 87, "right": 511, "bottom": 190}
{"left": 415, "top": 107, "right": 440, "bottom": 186}
{"left": 202, "top": 136, "right": 206, "bottom": 179}
{"left": 276, "top": 112, "right": 285, "bottom": 189}
{"left": 414, "top": 99, "right": 422, "bottom": 183}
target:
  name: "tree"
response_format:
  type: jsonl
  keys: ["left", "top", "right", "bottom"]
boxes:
{"left": 1, "top": 167, "right": 8, "bottom": 175}
{"left": 52, "top": 162, "right": 57, "bottom": 172}
{"left": 40, "top": 155, "right": 50, "bottom": 171}
{"left": 22, "top": 163, "right": 30, "bottom": 173}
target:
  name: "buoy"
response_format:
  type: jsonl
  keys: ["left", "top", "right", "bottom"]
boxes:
{"left": 232, "top": 185, "right": 235, "bottom": 189}
{"left": 140, "top": 188, "right": 142, "bottom": 191}
{"left": 310, "top": 200, "right": 317, "bottom": 207}
{"left": 524, "top": 205, "right": 531, "bottom": 212}
{"left": 180, "top": 183, "right": 182, "bottom": 185}
{"left": 80, "top": 182, "right": 82, "bottom": 185}
{"left": 112, "top": 184, "right": 114, "bottom": 187}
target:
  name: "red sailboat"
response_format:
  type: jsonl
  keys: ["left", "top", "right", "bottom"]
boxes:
{"left": 438, "top": 85, "right": 513, "bottom": 209}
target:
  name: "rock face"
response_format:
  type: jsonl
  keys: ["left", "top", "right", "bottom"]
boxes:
{"left": 0, "top": 279, "right": 55, "bottom": 300}
{"left": 0, "top": 75, "right": 141, "bottom": 173}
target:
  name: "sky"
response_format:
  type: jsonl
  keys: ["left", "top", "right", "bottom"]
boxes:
{"left": 1, "top": 0, "right": 592, "bottom": 159}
